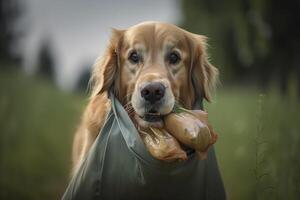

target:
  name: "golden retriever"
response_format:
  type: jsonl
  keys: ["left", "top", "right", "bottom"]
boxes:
{"left": 71, "top": 21, "right": 218, "bottom": 174}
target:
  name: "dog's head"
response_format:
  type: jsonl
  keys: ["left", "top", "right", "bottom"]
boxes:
{"left": 91, "top": 22, "right": 218, "bottom": 127}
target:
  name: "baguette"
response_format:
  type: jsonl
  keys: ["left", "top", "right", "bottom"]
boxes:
{"left": 138, "top": 127, "right": 187, "bottom": 162}
{"left": 164, "top": 111, "right": 212, "bottom": 152}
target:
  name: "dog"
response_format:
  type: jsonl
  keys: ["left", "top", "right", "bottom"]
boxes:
{"left": 71, "top": 21, "right": 218, "bottom": 175}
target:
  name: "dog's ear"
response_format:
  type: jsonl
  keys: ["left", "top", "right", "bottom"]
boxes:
{"left": 90, "top": 29, "right": 124, "bottom": 97}
{"left": 190, "top": 34, "right": 218, "bottom": 102}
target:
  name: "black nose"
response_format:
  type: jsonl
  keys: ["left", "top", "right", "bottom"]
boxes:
{"left": 141, "top": 82, "right": 165, "bottom": 103}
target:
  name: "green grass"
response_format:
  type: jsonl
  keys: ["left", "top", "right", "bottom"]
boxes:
{"left": 0, "top": 69, "right": 299, "bottom": 199}
{"left": 0, "top": 69, "right": 86, "bottom": 200}
{"left": 206, "top": 87, "right": 300, "bottom": 200}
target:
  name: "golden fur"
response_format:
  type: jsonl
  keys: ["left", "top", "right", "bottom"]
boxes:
{"left": 72, "top": 21, "right": 218, "bottom": 175}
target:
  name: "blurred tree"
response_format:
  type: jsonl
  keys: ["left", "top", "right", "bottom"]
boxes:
{"left": 0, "top": 0, "right": 23, "bottom": 66}
{"left": 264, "top": 0, "right": 300, "bottom": 95}
{"left": 36, "top": 38, "right": 56, "bottom": 81}
{"left": 180, "top": 0, "right": 300, "bottom": 95}
{"left": 76, "top": 66, "right": 92, "bottom": 92}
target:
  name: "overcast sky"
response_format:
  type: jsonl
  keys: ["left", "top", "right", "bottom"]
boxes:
{"left": 22, "top": 0, "right": 181, "bottom": 90}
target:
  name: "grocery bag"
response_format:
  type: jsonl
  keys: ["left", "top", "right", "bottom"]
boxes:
{"left": 62, "top": 92, "right": 226, "bottom": 200}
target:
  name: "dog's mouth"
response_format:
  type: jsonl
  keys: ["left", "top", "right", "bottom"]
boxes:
{"left": 142, "top": 109, "right": 162, "bottom": 122}
{"left": 134, "top": 109, "right": 164, "bottom": 128}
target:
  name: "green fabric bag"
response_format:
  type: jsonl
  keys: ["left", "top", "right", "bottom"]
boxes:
{"left": 62, "top": 93, "right": 226, "bottom": 200}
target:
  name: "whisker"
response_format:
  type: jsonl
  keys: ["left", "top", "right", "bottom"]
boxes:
{"left": 123, "top": 101, "right": 135, "bottom": 118}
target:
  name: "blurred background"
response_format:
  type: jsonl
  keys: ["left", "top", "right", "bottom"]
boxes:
{"left": 0, "top": 0, "right": 299, "bottom": 199}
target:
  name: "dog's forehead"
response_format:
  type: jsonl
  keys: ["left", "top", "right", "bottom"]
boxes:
{"left": 124, "top": 22, "right": 188, "bottom": 49}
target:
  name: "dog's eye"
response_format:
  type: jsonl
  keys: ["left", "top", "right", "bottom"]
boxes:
{"left": 128, "top": 51, "right": 140, "bottom": 64}
{"left": 168, "top": 52, "right": 180, "bottom": 64}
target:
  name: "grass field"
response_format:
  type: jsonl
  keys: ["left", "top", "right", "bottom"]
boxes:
{"left": 0, "top": 69, "right": 299, "bottom": 199}
{"left": 206, "top": 87, "right": 300, "bottom": 199}
{"left": 0, "top": 69, "right": 85, "bottom": 200}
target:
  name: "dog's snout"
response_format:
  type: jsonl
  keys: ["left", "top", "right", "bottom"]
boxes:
{"left": 141, "top": 82, "right": 165, "bottom": 103}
